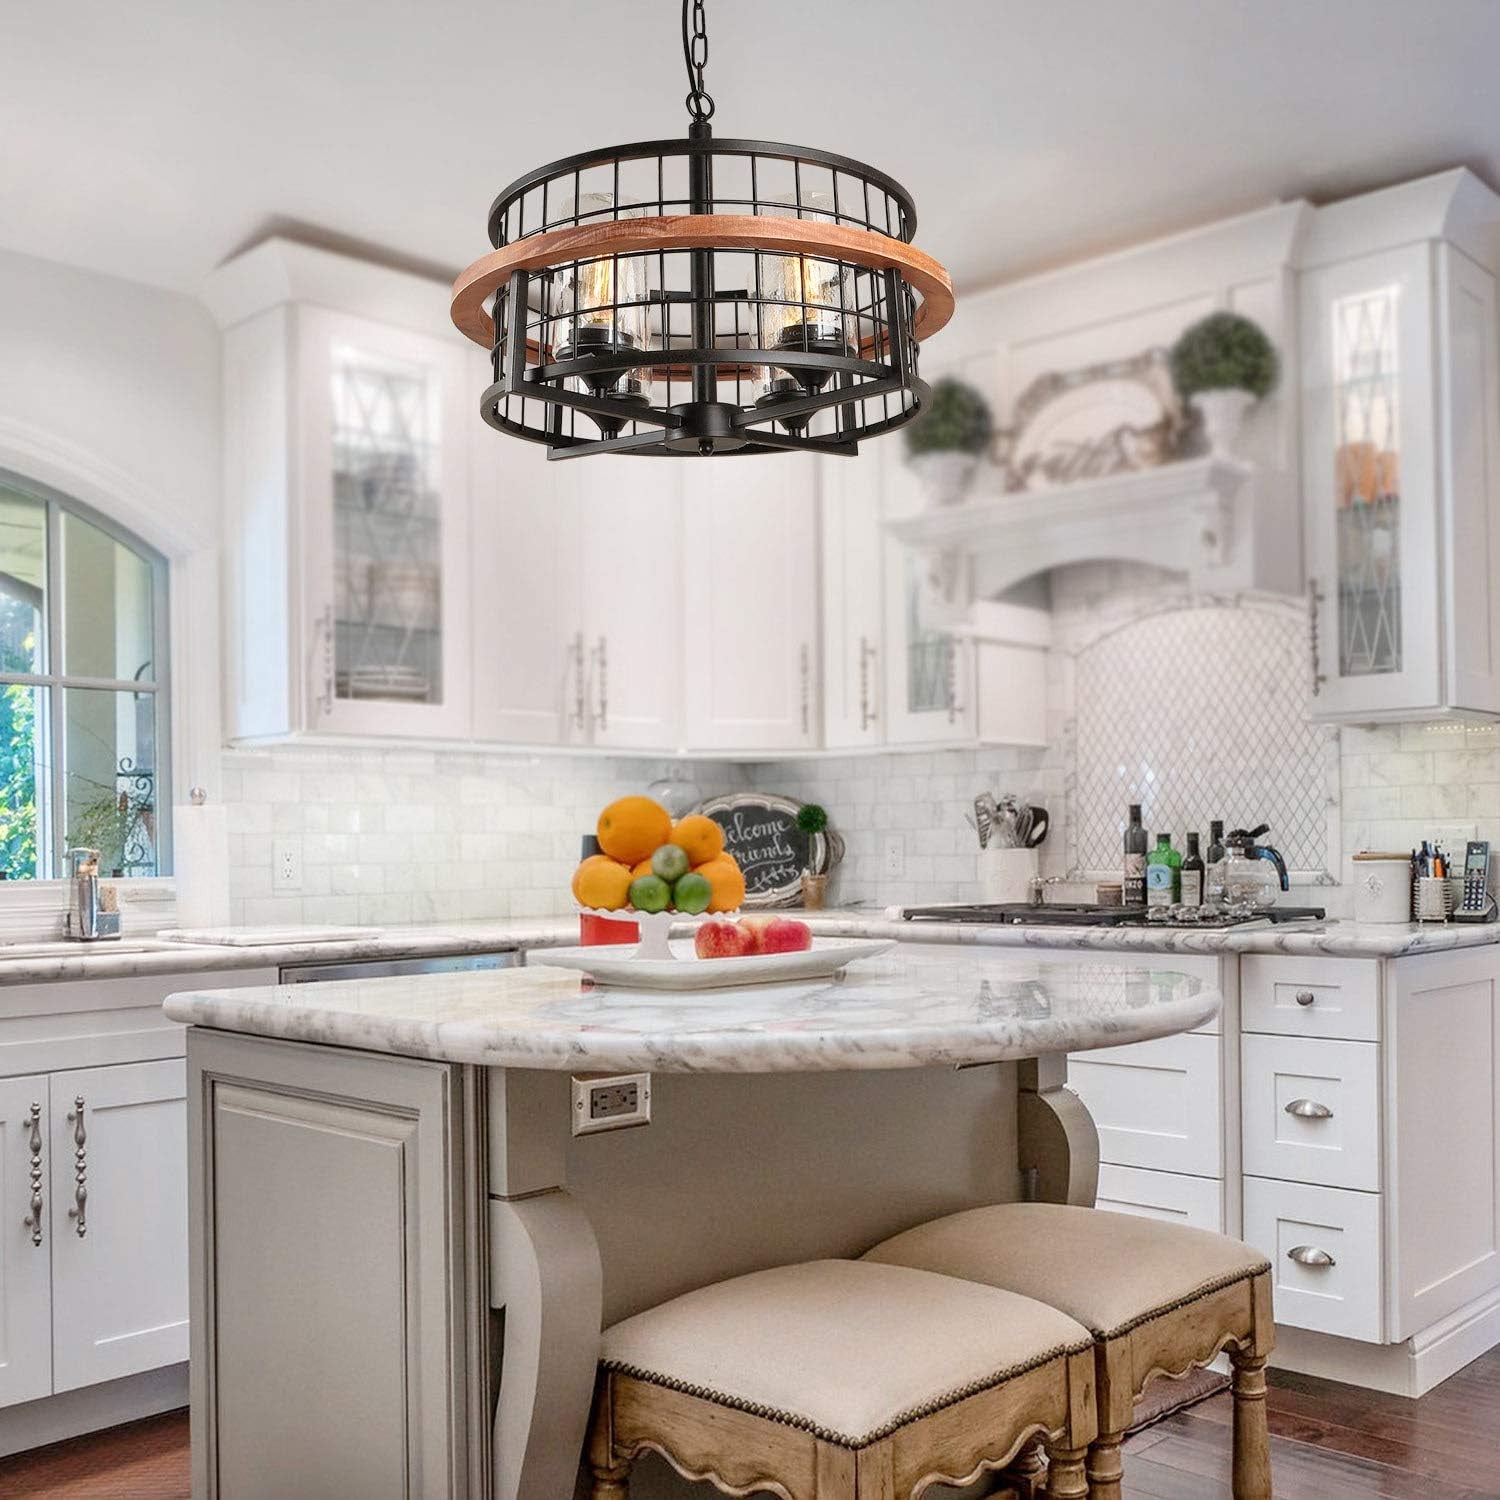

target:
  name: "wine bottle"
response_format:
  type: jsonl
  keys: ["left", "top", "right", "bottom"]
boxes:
{"left": 1123, "top": 804, "right": 1147, "bottom": 905}
{"left": 1146, "top": 833, "right": 1181, "bottom": 907}
{"left": 1181, "top": 832, "right": 1205, "bottom": 907}
{"left": 1205, "top": 819, "right": 1226, "bottom": 905}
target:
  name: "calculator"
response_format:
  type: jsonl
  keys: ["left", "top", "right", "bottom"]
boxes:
{"left": 1455, "top": 840, "right": 1495, "bottom": 921}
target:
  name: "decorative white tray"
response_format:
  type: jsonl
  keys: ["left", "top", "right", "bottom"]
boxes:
{"left": 533, "top": 936, "right": 895, "bottom": 991}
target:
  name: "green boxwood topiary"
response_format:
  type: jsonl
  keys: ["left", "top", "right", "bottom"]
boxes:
{"left": 795, "top": 803, "right": 829, "bottom": 835}
{"left": 1168, "top": 312, "right": 1279, "bottom": 400}
{"left": 904, "top": 377, "right": 994, "bottom": 457}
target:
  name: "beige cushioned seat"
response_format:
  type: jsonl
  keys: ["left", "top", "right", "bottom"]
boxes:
{"left": 599, "top": 1257, "right": 1093, "bottom": 1448}
{"left": 864, "top": 1203, "right": 1270, "bottom": 1340}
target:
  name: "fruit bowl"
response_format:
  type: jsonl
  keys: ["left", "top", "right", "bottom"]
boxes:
{"left": 575, "top": 906, "right": 740, "bottom": 961}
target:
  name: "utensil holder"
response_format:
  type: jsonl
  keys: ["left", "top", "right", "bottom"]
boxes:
{"left": 1414, "top": 876, "right": 1454, "bottom": 923}
{"left": 979, "top": 847, "right": 1039, "bottom": 904}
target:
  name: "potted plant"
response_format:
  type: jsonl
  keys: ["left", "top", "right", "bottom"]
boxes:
{"left": 1168, "top": 312, "right": 1279, "bottom": 455}
{"left": 904, "top": 377, "right": 994, "bottom": 507}
{"left": 796, "top": 803, "right": 843, "bottom": 910}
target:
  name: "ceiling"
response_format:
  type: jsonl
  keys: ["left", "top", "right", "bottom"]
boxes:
{"left": 5, "top": 0, "right": 1500, "bottom": 300}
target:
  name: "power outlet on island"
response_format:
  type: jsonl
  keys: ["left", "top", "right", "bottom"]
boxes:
{"left": 884, "top": 835, "right": 906, "bottom": 877}
{"left": 572, "top": 1073, "right": 652, "bottom": 1136}
{"left": 273, "top": 836, "right": 304, "bottom": 891}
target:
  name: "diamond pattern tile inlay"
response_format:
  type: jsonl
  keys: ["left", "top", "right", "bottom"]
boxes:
{"left": 1072, "top": 601, "right": 1337, "bottom": 878}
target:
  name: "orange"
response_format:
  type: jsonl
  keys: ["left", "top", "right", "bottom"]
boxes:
{"left": 670, "top": 813, "right": 725, "bottom": 865}
{"left": 571, "top": 855, "right": 633, "bottom": 911}
{"left": 694, "top": 855, "right": 745, "bottom": 913}
{"left": 630, "top": 857, "right": 655, "bottom": 881}
{"left": 597, "top": 796, "right": 673, "bottom": 865}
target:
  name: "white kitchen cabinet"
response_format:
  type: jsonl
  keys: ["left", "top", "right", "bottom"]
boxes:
{"left": 48, "top": 1060, "right": 189, "bottom": 1392}
{"left": 1300, "top": 172, "right": 1500, "bottom": 719}
{"left": 820, "top": 454, "right": 885, "bottom": 748}
{"left": 0, "top": 1076, "right": 53, "bottom": 1408}
{"left": 1095, "top": 1164, "right": 1224, "bottom": 1233}
{"left": 683, "top": 457, "right": 819, "bottom": 752}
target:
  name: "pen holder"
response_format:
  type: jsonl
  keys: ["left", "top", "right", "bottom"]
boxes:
{"left": 1414, "top": 875, "right": 1455, "bottom": 923}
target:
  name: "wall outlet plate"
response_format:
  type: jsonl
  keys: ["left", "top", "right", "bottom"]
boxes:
{"left": 884, "top": 835, "right": 906, "bottom": 877}
{"left": 272, "top": 836, "right": 303, "bottom": 891}
{"left": 571, "top": 1073, "right": 651, "bottom": 1136}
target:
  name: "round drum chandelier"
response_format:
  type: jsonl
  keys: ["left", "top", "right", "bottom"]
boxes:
{"left": 450, "top": 0, "right": 953, "bottom": 459}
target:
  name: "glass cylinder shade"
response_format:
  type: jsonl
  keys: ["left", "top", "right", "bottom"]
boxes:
{"left": 550, "top": 193, "right": 652, "bottom": 396}
{"left": 759, "top": 251, "right": 854, "bottom": 373}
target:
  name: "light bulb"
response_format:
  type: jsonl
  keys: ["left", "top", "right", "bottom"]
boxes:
{"left": 551, "top": 193, "right": 652, "bottom": 373}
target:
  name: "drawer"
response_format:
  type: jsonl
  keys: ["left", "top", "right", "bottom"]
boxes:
{"left": 1240, "top": 955, "right": 1379, "bottom": 1041}
{"left": 1096, "top": 1165, "right": 1224, "bottom": 1232}
{"left": 1242, "top": 1177, "right": 1383, "bottom": 1341}
{"left": 1069, "top": 1032, "right": 1222, "bottom": 1176}
{"left": 1241, "top": 1035, "right": 1381, "bottom": 1191}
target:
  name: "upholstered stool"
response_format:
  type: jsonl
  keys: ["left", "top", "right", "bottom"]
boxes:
{"left": 586, "top": 1258, "right": 1099, "bottom": 1499}
{"left": 864, "top": 1204, "right": 1274, "bottom": 1500}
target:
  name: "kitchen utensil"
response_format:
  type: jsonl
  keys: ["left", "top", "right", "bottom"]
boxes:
{"left": 1016, "top": 805, "right": 1050, "bottom": 848}
{"left": 972, "top": 794, "right": 997, "bottom": 849}
{"left": 992, "top": 793, "right": 1022, "bottom": 849}
{"left": 532, "top": 937, "right": 895, "bottom": 991}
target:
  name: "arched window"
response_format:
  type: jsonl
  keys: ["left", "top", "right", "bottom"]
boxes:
{"left": 0, "top": 474, "right": 170, "bottom": 881}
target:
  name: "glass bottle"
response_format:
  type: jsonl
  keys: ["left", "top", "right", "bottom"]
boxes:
{"left": 1146, "top": 833, "right": 1181, "bottom": 908}
{"left": 1123, "top": 804, "right": 1147, "bottom": 906}
{"left": 1205, "top": 819, "right": 1227, "bottom": 905}
{"left": 1181, "top": 832, "right": 1205, "bottom": 907}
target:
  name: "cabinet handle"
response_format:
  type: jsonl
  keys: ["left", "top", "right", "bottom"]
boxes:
{"left": 595, "top": 636, "right": 608, "bottom": 733}
{"left": 21, "top": 1102, "right": 42, "bottom": 1248}
{"left": 1287, "top": 1245, "right": 1336, "bottom": 1269}
{"left": 1294, "top": 989, "right": 1317, "bottom": 1007}
{"left": 318, "top": 602, "right": 336, "bottom": 718}
{"left": 570, "top": 633, "right": 587, "bottom": 732}
{"left": 800, "top": 644, "right": 811, "bottom": 737}
{"left": 859, "top": 637, "right": 878, "bottom": 731}
{"left": 1284, "top": 1098, "right": 1334, "bottom": 1120}
{"left": 1307, "top": 578, "right": 1327, "bottom": 698}
{"left": 66, "top": 1096, "right": 87, "bottom": 1239}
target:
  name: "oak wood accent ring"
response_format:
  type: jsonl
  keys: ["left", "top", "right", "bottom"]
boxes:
{"left": 450, "top": 214, "right": 954, "bottom": 351}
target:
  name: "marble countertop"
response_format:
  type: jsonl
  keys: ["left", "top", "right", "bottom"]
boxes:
{"left": 4, "top": 907, "right": 1500, "bottom": 986}
{"left": 162, "top": 946, "right": 1221, "bottom": 1073}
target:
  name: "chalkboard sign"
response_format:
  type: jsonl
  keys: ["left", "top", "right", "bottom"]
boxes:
{"left": 693, "top": 793, "right": 828, "bottom": 908}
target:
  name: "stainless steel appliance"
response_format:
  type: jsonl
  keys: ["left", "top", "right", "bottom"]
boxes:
{"left": 278, "top": 949, "right": 522, "bottom": 983}
{"left": 894, "top": 902, "right": 1325, "bottom": 929}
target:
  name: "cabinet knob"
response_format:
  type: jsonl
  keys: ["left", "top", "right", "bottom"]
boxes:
{"left": 1294, "top": 990, "right": 1317, "bottom": 1007}
{"left": 1284, "top": 1098, "right": 1334, "bottom": 1120}
{"left": 1287, "top": 1245, "right": 1336, "bottom": 1269}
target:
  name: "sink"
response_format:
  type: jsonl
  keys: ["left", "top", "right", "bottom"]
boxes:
{"left": 0, "top": 939, "right": 168, "bottom": 960}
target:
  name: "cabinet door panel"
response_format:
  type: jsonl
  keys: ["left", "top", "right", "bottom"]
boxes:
{"left": 820, "top": 456, "right": 884, "bottom": 747}
{"left": 683, "top": 457, "right": 819, "bottom": 751}
{"left": 49, "top": 1060, "right": 189, "bottom": 1391}
{"left": 299, "top": 307, "right": 473, "bottom": 740}
{"left": 0, "top": 1075, "right": 52, "bottom": 1408}
{"left": 471, "top": 405, "right": 583, "bottom": 744}
{"left": 577, "top": 458, "right": 683, "bottom": 750}
{"left": 1095, "top": 1164, "right": 1224, "bottom": 1232}
{"left": 1301, "top": 244, "right": 1439, "bottom": 717}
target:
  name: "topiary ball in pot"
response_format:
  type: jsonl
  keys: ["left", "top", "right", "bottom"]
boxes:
{"left": 1169, "top": 312, "right": 1279, "bottom": 456}
{"left": 904, "top": 377, "right": 994, "bottom": 507}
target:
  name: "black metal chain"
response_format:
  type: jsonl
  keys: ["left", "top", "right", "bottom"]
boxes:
{"left": 682, "top": 0, "right": 715, "bottom": 122}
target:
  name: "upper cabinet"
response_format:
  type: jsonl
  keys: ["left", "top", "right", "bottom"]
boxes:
{"left": 1299, "top": 171, "right": 1500, "bottom": 720}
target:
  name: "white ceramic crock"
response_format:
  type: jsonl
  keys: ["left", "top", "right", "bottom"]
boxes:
{"left": 1352, "top": 852, "right": 1411, "bottom": 924}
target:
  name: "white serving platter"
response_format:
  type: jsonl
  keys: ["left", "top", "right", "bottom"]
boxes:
{"left": 532, "top": 937, "right": 895, "bottom": 991}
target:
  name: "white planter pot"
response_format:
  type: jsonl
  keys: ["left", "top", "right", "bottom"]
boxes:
{"left": 1191, "top": 389, "right": 1256, "bottom": 456}
{"left": 909, "top": 451, "right": 978, "bottom": 508}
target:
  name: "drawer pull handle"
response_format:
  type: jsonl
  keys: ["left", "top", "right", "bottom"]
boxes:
{"left": 1285, "top": 1098, "right": 1334, "bottom": 1120}
{"left": 1294, "top": 990, "right": 1317, "bottom": 1007}
{"left": 1288, "top": 1245, "right": 1336, "bottom": 1268}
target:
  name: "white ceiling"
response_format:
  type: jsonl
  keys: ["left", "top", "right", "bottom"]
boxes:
{"left": 5, "top": 0, "right": 1500, "bottom": 300}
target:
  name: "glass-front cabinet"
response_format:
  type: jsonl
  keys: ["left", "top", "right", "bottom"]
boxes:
{"left": 298, "top": 309, "right": 471, "bottom": 738}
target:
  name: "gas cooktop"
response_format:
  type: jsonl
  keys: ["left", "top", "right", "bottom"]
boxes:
{"left": 896, "top": 902, "right": 1327, "bottom": 929}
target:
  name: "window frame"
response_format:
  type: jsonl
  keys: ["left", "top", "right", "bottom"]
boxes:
{"left": 0, "top": 470, "right": 172, "bottom": 881}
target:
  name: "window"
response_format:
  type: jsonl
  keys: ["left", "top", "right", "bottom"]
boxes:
{"left": 0, "top": 475, "right": 170, "bottom": 880}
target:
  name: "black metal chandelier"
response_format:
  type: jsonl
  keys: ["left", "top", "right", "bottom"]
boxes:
{"left": 450, "top": 0, "right": 952, "bottom": 459}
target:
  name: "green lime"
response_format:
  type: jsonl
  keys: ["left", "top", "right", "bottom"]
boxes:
{"left": 629, "top": 874, "right": 671, "bottom": 914}
{"left": 673, "top": 872, "right": 712, "bottom": 915}
{"left": 651, "top": 843, "right": 691, "bottom": 883}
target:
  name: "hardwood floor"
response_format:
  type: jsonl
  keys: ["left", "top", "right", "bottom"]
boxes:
{"left": 0, "top": 1350, "right": 1497, "bottom": 1497}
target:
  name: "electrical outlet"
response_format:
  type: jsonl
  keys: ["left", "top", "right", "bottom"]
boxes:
{"left": 884, "top": 835, "right": 906, "bottom": 877}
{"left": 572, "top": 1073, "right": 651, "bottom": 1136}
{"left": 273, "top": 836, "right": 303, "bottom": 891}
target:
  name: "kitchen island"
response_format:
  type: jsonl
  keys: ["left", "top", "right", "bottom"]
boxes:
{"left": 167, "top": 946, "right": 1219, "bottom": 1500}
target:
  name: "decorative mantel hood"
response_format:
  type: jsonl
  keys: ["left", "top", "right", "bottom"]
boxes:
{"left": 886, "top": 457, "right": 1253, "bottom": 602}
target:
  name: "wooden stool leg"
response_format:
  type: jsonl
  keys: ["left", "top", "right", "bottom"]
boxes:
{"left": 1043, "top": 1444, "right": 1089, "bottom": 1500}
{"left": 1004, "top": 1435, "right": 1048, "bottom": 1496}
{"left": 1230, "top": 1350, "right": 1272, "bottom": 1500}
{"left": 588, "top": 1460, "right": 631, "bottom": 1499}
{"left": 1084, "top": 1431, "right": 1124, "bottom": 1500}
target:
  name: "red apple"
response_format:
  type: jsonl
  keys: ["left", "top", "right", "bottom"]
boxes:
{"left": 694, "top": 920, "right": 755, "bottom": 960}
{"left": 736, "top": 916, "right": 773, "bottom": 954}
{"left": 759, "top": 917, "right": 813, "bottom": 954}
